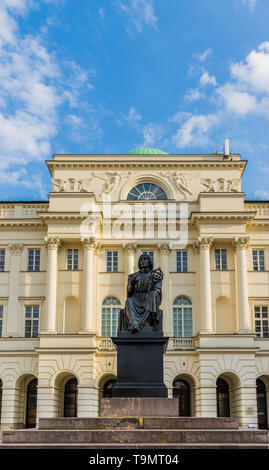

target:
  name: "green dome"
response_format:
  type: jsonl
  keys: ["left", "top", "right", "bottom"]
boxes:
{"left": 126, "top": 147, "right": 169, "bottom": 155}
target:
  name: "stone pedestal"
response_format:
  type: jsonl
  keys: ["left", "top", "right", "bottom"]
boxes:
{"left": 112, "top": 328, "right": 169, "bottom": 397}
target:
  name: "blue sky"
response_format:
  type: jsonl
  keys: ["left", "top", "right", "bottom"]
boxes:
{"left": 1, "top": 0, "right": 269, "bottom": 200}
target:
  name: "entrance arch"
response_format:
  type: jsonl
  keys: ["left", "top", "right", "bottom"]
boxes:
{"left": 64, "top": 378, "right": 78, "bottom": 417}
{"left": 26, "top": 378, "right": 37, "bottom": 428}
{"left": 257, "top": 378, "right": 268, "bottom": 429}
{"left": 0, "top": 379, "right": 2, "bottom": 423}
{"left": 173, "top": 378, "right": 191, "bottom": 416}
{"left": 217, "top": 378, "right": 230, "bottom": 417}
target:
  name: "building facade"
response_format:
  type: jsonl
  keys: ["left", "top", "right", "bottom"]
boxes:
{"left": 0, "top": 147, "right": 269, "bottom": 431}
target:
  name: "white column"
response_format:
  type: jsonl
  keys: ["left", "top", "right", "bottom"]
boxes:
{"left": 198, "top": 237, "right": 213, "bottom": 333}
{"left": 124, "top": 243, "right": 136, "bottom": 276}
{"left": 43, "top": 237, "right": 61, "bottom": 334}
{"left": 234, "top": 237, "right": 251, "bottom": 333}
{"left": 80, "top": 237, "right": 95, "bottom": 333}
{"left": 158, "top": 243, "right": 171, "bottom": 336}
{"left": 6, "top": 244, "right": 23, "bottom": 336}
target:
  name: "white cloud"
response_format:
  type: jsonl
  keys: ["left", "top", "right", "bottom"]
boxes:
{"left": 200, "top": 72, "right": 217, "bottom": 87}
{"left": 115, "top": 0, "right": 157, "bottom": 33}
{"left": 254, "top": 188, "right": 269, "bottom": 199}
{"left": 172, "top": 114, "right": 219, "bottom": 148}
{"left": 184, "top": 88, "right": 202, "bottom": 102}
{"left": 99, "top": 7, "right": 105, "bottom": 20}
{"left": 126, "top": 106, "right": 142, "bottom": 123}
{"left": 230, "top": 43, "right": 269, "bottom": 94}
{"left": 195, "top": 48, "right": 212, "bottom": 62}
{"left": 217, "top": 83, "right": 258, "bottom": 115}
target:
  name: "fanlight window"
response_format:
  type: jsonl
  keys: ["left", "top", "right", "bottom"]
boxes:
{"left": 127, "top": 183, "right": 168, "bottom": 200}
{"left": 101, "top": 297, "right": 121, "bottom": 337}
{"left": 173, "top": 296, "right": 193, "bottom": 337}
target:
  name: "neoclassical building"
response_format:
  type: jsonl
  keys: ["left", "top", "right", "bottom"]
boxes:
{"left": 0, "top": 146, "right": 268, "bottom": 431}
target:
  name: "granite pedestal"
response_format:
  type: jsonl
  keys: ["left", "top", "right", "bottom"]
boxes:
{"left": 111, "top": 328, "right": 169, "bottom": 397}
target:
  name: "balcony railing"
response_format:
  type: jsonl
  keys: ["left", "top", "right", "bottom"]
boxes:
{"left": 169, "top": 337, "right": 196, "bottom": 350}
{"left": 98, "top": 337, "right": 116, "bottom": 350}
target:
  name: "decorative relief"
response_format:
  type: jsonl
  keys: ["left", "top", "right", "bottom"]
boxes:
{"left": 8, "top": 244, "right": 23, "bottom": 255}
{"left": 162, "top": 171, "right": 193, "bottom": 199}
{"left": 123, "top": 243, "right": 137, "bottom": 254}
{"left": 52, "top": 176, "right": 94, "bottom": 193}
{"left": 198, "top": 237, "right": 213, "bottom": 250}
{"left": 158, "top": 243, "right": 170, "bottom": 255}
{"left": 44, "top": 236, "right": 62, "bottom": 250}
{"left": 81, "top": 237, "right": 96, "bottom": 250}
{"left": 233, "top": 237, "right": 249, "bottom": 250}
{"left": 200, "top": 177, "right": 241, "bottom": 193}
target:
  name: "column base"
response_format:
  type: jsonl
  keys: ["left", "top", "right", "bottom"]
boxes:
{"left": 199, "top": 329, "right": 214, "bottom": 334}
{"left": 237, "top": 329, "right": 253, "bottom": 334}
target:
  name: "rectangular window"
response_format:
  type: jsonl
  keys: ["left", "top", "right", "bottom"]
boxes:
{"left": 0, "top": 305, "right": 3, "bottom": 337}
{"left": 253, "top": 250, "right": 265, "bottom": 271}
{"left": 0, "top": 250, "right": 5, "bottom": 271}
{"left": 106, "top": 251, "right": 118, "bottom": 272}
{"left": 254, "top": 306, "right": 268, "bottom": 338}
{"left": 67, "top": 249, "right": 79, "bottom": 270}
{"left": 25, "top": 305, "right": 39, "bottom": 338}
{"left": 142, "top": 251, "right": 154, "bottom": 266}
{"left": 215, "top": 249, "right": 227, "bottom": 270}
{"left": 176, "top": 251, "right": 188, "bottom": 272}
{"left": 28, "top": 249, "right": 40, "bottom": 271}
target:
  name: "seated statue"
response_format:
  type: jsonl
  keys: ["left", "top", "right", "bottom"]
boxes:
{"left": 118, "top": 253, "right": 163, "bottom": 333}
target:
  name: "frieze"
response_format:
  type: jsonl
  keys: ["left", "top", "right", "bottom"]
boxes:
{"left": 201, "top": 177, "right": 241, "bottom": 193}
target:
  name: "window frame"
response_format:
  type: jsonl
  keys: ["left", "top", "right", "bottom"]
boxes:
{"left": 106, "top": 251, "right": 118, "bottom": 273}
{"left": 252, "top": 249, "right": 265, "bottom": 272}
{"left": 24, "top": 305, "right": 40, "bottom": 338}
{"left": 101, "top": 297, "right": 121, "bottom": 337}
{"left": 28, "top": 248, "right": 40, "bottom": 272}
{"left": 173, "top": 296, "right": 193, "bottom": 338}
{"left": 0, "top": 249, "right": 5, "bottom": 271}
{"left": 254, "top": 305, "right": 269, "bottom": 338}
{"left": 0, "top": 305, "right": 3, "bottom": 337}
{"left": 67, "top": 248, "right": 79, "bottom": 271}
{"left": 215, "top": 249, "right": 227, "bottom": 271}
{"left": 176, "top": 250, "right": 188, "bottom": 273}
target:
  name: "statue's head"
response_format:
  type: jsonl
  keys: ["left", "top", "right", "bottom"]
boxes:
{"left": 138, "top": 253, "right": 153, "bottom": 271}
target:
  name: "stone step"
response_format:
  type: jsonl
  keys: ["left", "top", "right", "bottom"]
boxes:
{"left": 0, "top": 442, "right": 268, "bottom": 449}
{"left": 3, "top": 429, "right": 269, "bottom": 445}
{"left": 38, "top": 416, "right": 240, "bottom": 430}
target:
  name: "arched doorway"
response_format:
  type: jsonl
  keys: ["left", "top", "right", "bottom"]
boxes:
{"left": 217, "top": 378, "right": 230, "bottom": 417}
{"left": 173, "top": 379, "right": 191, "bottom": 416}
{"left": 257, "top": 378, "right": 268, "bottom": 429}
{"left": 26, "top": 378, "right": 37, "bottom": 428}
{"left": 64, "top": 378, "right": 78, "bottom": 417}
{"left": 103, "top": 379, "right": 116, "bottom": 398}
{"left": 0, "top": 379, "right": 2, "bottom": 423}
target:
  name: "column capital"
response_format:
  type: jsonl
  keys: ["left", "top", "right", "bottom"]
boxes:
{"left": 8, "top": 243, "right": 23, "bottom": 255}
{"left": 233, "top": 237, "right": 249, "bottom": 250}
{"left": 44, "top": 236, "right": 62, "bottom": 250}
{"left": 81, "top": 237, "right": 96, "bottom": 250}
{"left": 197, "top": 237, "right": 213, "bottom": 250}
{"left": 158, "top": 243, "right": 170, "bottom": 255}
{"left": 123, "top": 243, "right": 137, "bottom": 254}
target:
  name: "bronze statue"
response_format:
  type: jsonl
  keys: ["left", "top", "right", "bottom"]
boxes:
{"left": 119, "top": 253, "right": 163, "bottom": 333}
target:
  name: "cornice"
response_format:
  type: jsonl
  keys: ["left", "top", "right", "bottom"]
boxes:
{"left": 191, "top": 211, "right": 256, "bottom": 225}
{"left": 46, "top": 160, "right": 246, "bottom": 175}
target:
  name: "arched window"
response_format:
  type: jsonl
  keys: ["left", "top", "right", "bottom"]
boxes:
{"left": 102, "top": 379, "right": 117, "bottom": 398}
{"left": 101, "top": 297, "right": 121, "bottom": 337}
{"left": 257, "top": 378, "right": 268, "bottom": 429}
{"left": 0, "top": 379, "right": 2, "bottom": 423}
{"left": 217, "top": 378, "right": 230, "bottom": 417}
{"left": 173, "top": 379, "right": 191, "bottom": 416}
{"left": 26, "top": 378, "right": 37, "bottom": 428}
{"left": 64, "top": 378, "right": 78, "bottom": 418}
{"left": 173, "top": 296, "right": 193, "bottom": 337}
{"left": 127, "top": 183, "right": 168, "bottom": 200}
